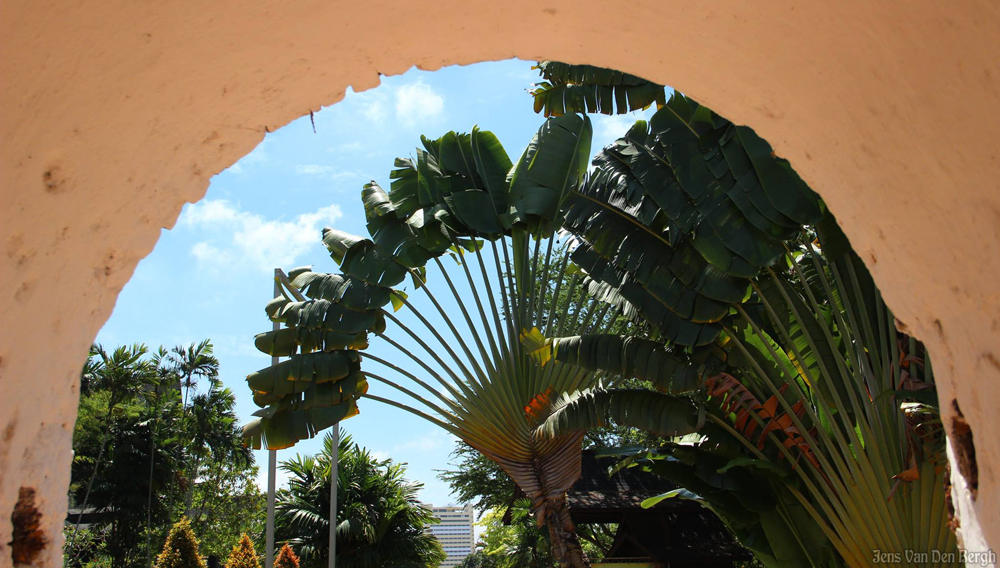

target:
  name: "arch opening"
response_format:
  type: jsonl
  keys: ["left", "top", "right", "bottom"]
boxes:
{"left": 3, "top": 4, "right": 1000, "bottom": 565}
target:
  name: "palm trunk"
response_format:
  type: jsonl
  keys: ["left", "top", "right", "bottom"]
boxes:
{"left": 542, "top": 493, "right": 589, "bottom": 568}
{"left": 184, "top": 452, "right": 202, "bottom": 514}
{"left": 490, "top": 433, "right": 590, "bottom": 568}
{"left": 145, "top": 409, "right": 160, "bottom": 568}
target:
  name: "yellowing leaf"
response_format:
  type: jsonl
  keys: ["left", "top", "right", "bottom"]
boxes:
{"left": 390, "top": 290, "right": 408, "bottom": 312}
{"left": 519, "top": 327, "right": 552, "bottom": 367}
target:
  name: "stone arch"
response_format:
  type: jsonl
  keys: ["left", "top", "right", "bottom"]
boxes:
{"left": 2, "top": 1, "right": 999, "bottom": 564}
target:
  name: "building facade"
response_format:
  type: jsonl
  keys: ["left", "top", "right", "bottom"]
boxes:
{"left": 426, "top": 503, "right": 475, "bottom": 567}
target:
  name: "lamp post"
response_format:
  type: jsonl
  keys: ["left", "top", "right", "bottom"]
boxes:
{"left": 265, "top": 269, "right": 280, "bottom": 568}
{"left": 329, "top": 422, "right": 338, "bottom": 568}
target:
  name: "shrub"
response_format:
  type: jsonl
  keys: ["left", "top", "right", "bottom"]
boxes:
{"left": 155, "top": 518, "right": 206, "bottom": 568}
{"left": 273, "top": 543, "right": 300, "bottom": 568}
{"left": 225, "top": 534, "right": 260, "bottom": 568}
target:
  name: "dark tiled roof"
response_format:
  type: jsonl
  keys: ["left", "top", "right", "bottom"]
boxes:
{"left": 567, "top": 450, "right": 751, "bottom": 563}
{"left": 567, "top": 450, "right": 685, "bottom": 511}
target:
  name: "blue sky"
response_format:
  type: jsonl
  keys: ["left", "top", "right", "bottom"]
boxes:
{"left": 96, "top": 58, "right": 656, "bottom": 507}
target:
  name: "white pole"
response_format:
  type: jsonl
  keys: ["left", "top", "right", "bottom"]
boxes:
{"left": 266, "top": 449, "right": 276, "bottom": 568}
{"left": 329, "top": 421, "right": 338, "bottom": 568}
{"left": 266, "top": 269, "right": 280, "bottom": 568}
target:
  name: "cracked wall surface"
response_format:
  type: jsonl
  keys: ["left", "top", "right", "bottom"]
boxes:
{"left": 2, "top": 0, "right": 999, "bottom": 565}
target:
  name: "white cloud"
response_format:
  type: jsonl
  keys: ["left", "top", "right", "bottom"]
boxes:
{"left": 294, "top": 165, "right": 365, "bottom": 182}
{"left": 592, "top": 113, "right": 643, "bottom": 147}
{"left": 179, "top": 199, "right": 342, "bottom": 272}
{"left": 393, "top": 430, "right": 458, "bottom": 453}
{"left": 329, "top": 141, "right": 363, "bottom": 153}
{"left": 330, "top": 79, "right": 445, "bottom": 129}
{"left": 360, "top": 91, "right": 389, "bottom": 123}
{"left": 183, "top": 199, "right": 242, "bottom": 226}
{"left": 394, "top": 80, "right": 445, "bottom": 126}
{"left": 190, "top": 241, "right": 233, "bottom": 265}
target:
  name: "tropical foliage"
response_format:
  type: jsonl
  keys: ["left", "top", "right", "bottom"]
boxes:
{"left": 246, "top": 106, "right": 718, "bottom": 565}
{"left": 68, "top": 340, "right": 262, "bottom": 568}
{"left": 472, "top": 502, "right": 555, "bottom": 568}
{"left": 274, "top": 431, "right": 445, "bottom": 568}
{"left": 230, "top": 59, "right": 956, "bottom": 568}
{"left": 525, "top": 62, "right": 955, "bottom": 567}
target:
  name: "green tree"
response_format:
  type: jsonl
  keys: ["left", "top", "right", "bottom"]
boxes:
{"left": 69, "top": 340, "right": 260, "bottom": 568}
{"left": 475, "top": 502, "right": 554, "bottom": 568}
{"left": 454, "top": 552, "right": 500, "bottom": 568}
{"left": 167, "top": 339, "right": 220, "bottom": 411}
{"left": 183, "top": 379, "right": 251, "bottom": 516}
{"left": 224, "top": 534, "right": 260, "bottom": 568}
{"left": 146, "top": 346, "right": 184, "bottom": 568}
{"left": 274, "top": 431, "right": 445, "bottom": 568}
{"left": 70, "top": 374, "right": 183, "bottom": 568}
{"left": 163, "top": 340, "right": 221, "bottom": 514}
{"left": 187, "top": 458, "right": 263, "bottom": 559}
{"left": 155, "top": 518, "right": 206, "bottom": 568}
{"left": 70, "top": 344, "right": 157, "bottom": 537}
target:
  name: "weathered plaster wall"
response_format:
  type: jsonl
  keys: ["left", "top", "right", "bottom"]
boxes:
{"left": 2, "top": 0, "right": 999, "bottom": 565}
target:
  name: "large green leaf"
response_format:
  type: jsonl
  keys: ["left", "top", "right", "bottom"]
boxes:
{"left": 540, "top": 389, "right": 704, "bottom": 438}
{"left": 530, "top": 333, "right": 705, "bottom": 394}
{"left": 243, "top": 398, "right": 359, "bottom": 450}
{"left": 554, "top": 92, "right": 824, "bottom": 346}
{"left": 569, "top": 243, "right": 724, "bottom": 346}
{"left": 530, "top": 61, "right": 667, "bottom": 117}
{"left": 507, "top": 114, "right": 592, "bottom": 234}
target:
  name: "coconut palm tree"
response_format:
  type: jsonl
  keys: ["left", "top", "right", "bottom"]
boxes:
{"left": 275, "top": 431, "right": 445, "bottom": 568}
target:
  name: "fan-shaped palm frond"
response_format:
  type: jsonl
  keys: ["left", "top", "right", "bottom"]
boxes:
{"left": 523, "top": 331, "right": 717, "bottom": 394}
{"left": 247, "top": 115, "right": 610, "bottom": 566}
{"left": 521, "top": 65, "right": 953, "bottom": 567}
{"left": 244, "top": 116, "right": 601, "bottom": 566}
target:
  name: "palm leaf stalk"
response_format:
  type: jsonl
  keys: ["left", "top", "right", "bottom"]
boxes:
{"left": 243, "top": 116, "right": 703, "bottom": 567}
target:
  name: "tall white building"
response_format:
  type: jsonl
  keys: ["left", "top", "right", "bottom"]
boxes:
{"left": 426, "top": 503, "right": 475, "bottom": 567}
